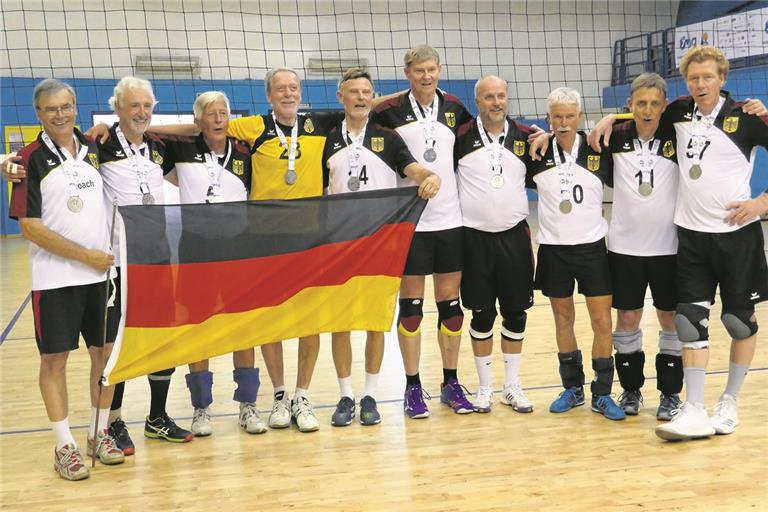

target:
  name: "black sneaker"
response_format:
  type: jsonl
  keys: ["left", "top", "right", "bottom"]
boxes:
{"left": 108, "top": 417, "right": 135, "bottom": 456}
{"left": 331, "top": 396, "right": 355, "bottom": 427}
{"left": 359, "top": 395, "right": 382, "bottom": 426}
{"left": 618, "top": 389, "right": 643, "bottom": 415}
{"left": 144, "top": 413, "right": 194, "bottom": 443}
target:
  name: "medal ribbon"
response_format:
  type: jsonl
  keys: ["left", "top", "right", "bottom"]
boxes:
{"left": 272, "top": 113, "right": 299, "bottom": 172}
{"left": 476, "top": 116, "right": 508, "bottom": 178}
{"left": 552, "top": 133, "right": 580, "bottom": 203}
{"left": 41, "top": 132, "right": 87, "bottom": 200}
{"left": 690, "top": 95, "right": 725, "bottom": 168}
{"left": 632, "top": 137, "right": 661, "bottom": 187}
{"left": 203, "top": 138, "right": 232, "bottom": 199}
{"left": 341, "top": 119, "right": 368, "bottom": 179}
{"left": 408, "top": 91, "right": 439, "bottom": 153}
{"left": 115, "top": 126, "right": 152, "bottom": 198}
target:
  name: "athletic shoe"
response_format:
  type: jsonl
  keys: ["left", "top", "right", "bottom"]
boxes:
{"left": 108, "top": 418, "right": 135, "bottom": 456}
{"left": 655, "top": 402, "right": 715, "bottom": 441}
{"left": 54, "top": 444, "right": 89, "bottom": 481}
{"left": 473, "top": 385, "right": 494, "bottom": 413}
{"left": 501, "top": 381, "right": 534, "bottom": 413}
{"left": 440, "top": 377, "right": 474, "bottom": 414}
{"left": 144, "top": 413, "right": 194, "bottom": 443}
{"left": 291, "top": 396, "right": 320, "bottom": 432}
{"left": 618, "top": 389, "right": 643, "bottom": 415}
{"left": 331, "top": 396, "right": 355, "bottom": 427}
{"left": 710, "top": 394, "right": 739, "bottom": 435}
{"left": 239, "top": 402, "right": 267, "bottom": 434}
{"left": 268, "top": 397, "right": 291, "bottom": 429}
{"left": 656, "top": 393, "right": 682, "bottom": 421}
{"left": 191, "top": 407, "right": 213, "bottom": 437}
{"left": 87, "top": 429, "right": 125, "bottom": 465}
{"left": 359, "top": 395, "right": 382, "bottom": 426}
{"left": 591, "top": 394, "right": 627, "bottom": 421}
{"left": 549, "top": 386, "right": 585, "bottom": 413}
{"left": 403, "top": 383, "right": 430, "bottom": 419}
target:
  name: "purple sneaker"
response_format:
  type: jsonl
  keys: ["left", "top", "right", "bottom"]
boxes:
{"left": 440, "top": 378, "right": 474, "bottom": 414}
{"left": 404, "top": 384, "right": 430, "bottom": 419}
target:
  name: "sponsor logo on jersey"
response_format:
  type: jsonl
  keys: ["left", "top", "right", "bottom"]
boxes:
{"left": 405, "top": 115, "right": 415, "bottom": 122}
{"left": 371, "top": 137, "right": 384, "bottom": 152}
{"left": 723, "top": 116, "right": 739, "bottom": 133}
{"left": 232, "top": 159, "right": 244, "bottom": 176}
{"left": 662, "top": 140, "right": 675, "bottom": 157}
{"left": 76, "top": 179, "right": 95, "bottom": 189}
{"left": 115, "top": 150, "right": 125, "bottom": 157}
{"left": 303, "top": 117, "right": 314, "bottom": 134}
{"left": 587, "top": 154, "right": 600, "bottom": 171}
{"left": 473, "top": 140, "right": 482, "bottom": 147}
{"left": 445, "top": 112, "right": 456, "bottom": 127}
{"left": 513, "top": 140, "right": 525, "bottom": 156}
{"left": 87, "top": 153, "right": 99, "bottom": 168}
{"left": 194, "top": 154, "right": 203, "bottom": 161}
{"left": 151, "top": 150, "right": 163, "bottom": 166}
{"left": 46, "top": 159, "right": 56, "bottom": 166}
{"left": 333, "top": 142, "right": 342, "bottom": 150}
{"left": 622, "top": 142, "right": 631, "bottom": 150}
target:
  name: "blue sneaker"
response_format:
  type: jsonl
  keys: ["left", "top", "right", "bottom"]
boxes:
{"left": 591, "top": 394, "right": 627, "bottom": 421}
{"left": 440, "top": 377, "right": 474, "bottom": 414}
{"left": 404, "top": 384, "right": 430, "bottom": 419}
{"left": 549, "top": 387, "right": 585, "bottom": 413}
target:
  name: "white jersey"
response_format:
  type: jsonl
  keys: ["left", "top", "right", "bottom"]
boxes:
{"left": 10, "top": 129, "right": 114, "bottom": 290}
{"left": 528, "top": 133, "right": 613, "bottom": 246}
{"left": 607, "top": 121, "right": 679, "bottom": 256}
{"left": 454, "top": 117, "right": 532, "bottom": 232}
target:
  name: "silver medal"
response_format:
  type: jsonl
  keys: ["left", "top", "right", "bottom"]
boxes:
{"left": 347, "top": 176, "right": 360, "bottom": 191}
{"left": 559, "top": 199, "right": 573, "bottom": 214}
{"left": 639, "top": 182, "right": 653, "bottom": 196}
{"left": 67, "top": 196, "right": 83, "bottom": 213}
{"left": 423, "top": 148, "right": 437, "bottom": 162}
{"left": 689, "top": 164, "right": 702, "bottom": 180}
{"left": 285, "top": 169, "right": 297, "bottom": 185}
{"left": 142, "top": 193, "right": 155, "bottom": 205}
{"left": 490, "top": 174, "right": 504, "bottom": 189}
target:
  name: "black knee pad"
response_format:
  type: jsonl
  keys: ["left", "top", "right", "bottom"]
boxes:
{"left": 557, "top": 350, "right": 585, "bottom": 389}
{"left": 500, "top": 309, "right": 527, "bottom": 341}
{"left": 655, "top": 353, "right": 683, "bottom": 395}
{"left": 721, "top": 309, "right": 758, "bottom": 340}
{"left": 437, "top": 299, "right": 464, "bottom": 336}
{"left": 469, "top": 308, "right": 497, "bottom": 340}
{"left": 674, "top": 303, "right": 710, "bottom": 343}
{"left": 398, "top": 298, "right": 424, "bottom": 337}
{"left": 615, "top": 351, "right": 645, "bottom": 392}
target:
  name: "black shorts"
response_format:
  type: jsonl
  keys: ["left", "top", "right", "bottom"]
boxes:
{"left": 534, "top": 239, "right": 612, "bottom": 298}
{"left": 403, "top": 227, "right": 463, "bottom": 276}
{"left": 461, "top": 222, "right": 535, "bottom": 312}
{"left": 608, "top": 252, "right": 677, "bottom": 311}
{"left": 677, "top": 222, "right": 768, "bottom": 309}
{"left": 32, "top": 280, "right": 110, "bottom": 355}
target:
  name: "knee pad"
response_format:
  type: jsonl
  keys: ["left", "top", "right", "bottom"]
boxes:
{"left": 674, "top": 303, "right": 710, "bottom": 343}
{"left": 469, "top": 308, "right": 496, "bottom": 340}
{"left": 655, "top": 353, "right": 683, "bottom": 395}
{"left": 557, "top": 350, "right": 585, "bottom": 389}
{"left": 398, "top": 298, "right": 424, "bottom": 337}
{"left": 437, "top": 299, "right": 464, "bottom": 336}
{"left": 721, "top": 309, "right": 758, "bottom": 340}
{"left": 615, "top": 351, "right": 645, "bottom": 392}
{"left": 232, "top": 367, "right": 260, "bottom": 404}
{"left": 500, "top": 309, "right": 527, "bottom": 341}
{"left": 185, "top": 370, "right": 214, "bottom": 409}
{"left": 149, "top": 367, "right": 175, "bottom": 379}
{"left": 658, "top": 330, "right": 683, "bottom": 357}
{"left": 612, "top": 329, "right": 643, "bottom": 354}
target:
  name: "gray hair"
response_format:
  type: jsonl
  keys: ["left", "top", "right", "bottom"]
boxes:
{"left": 474, "top": 75, "right": 507, "bottom": 98}
{"left": 193, "top": 91, "right": 231, "bottom": 120}
{"left": 337, "top": 67, "right": 373, "bottom": 92}
{"left": 108, "top": 76, "right": 156, "bottom": 111}
{"left": 264, "top": 67, "right": 301, "bottom": 96}
{"left": 630, "top": 72, "right": 667, "bottom": 97}
{"left": 33, "top": 78, "right": 76, "bottom": 109}
{"left": 404, "top": 45, "right": 441, "bottom": 67}
{"left": 547, "top": 87, "right": 582, "bottom": 112}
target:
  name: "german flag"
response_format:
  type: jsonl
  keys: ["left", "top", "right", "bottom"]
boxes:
{"left": 103, "top": 188, "right": 426, "bottom": 385}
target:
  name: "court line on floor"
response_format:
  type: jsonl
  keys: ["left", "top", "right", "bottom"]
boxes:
{"left": 0, "top": 292, "right": 31, "bottom": 346}
{"left": 2, "top": 366, "right": 766, "bottom": 437}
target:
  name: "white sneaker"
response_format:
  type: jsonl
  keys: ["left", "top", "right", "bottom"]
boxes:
{"left": 191, "top": 407, "right": 213, "bottom": 437}
{"left": 710, "top": 394, "right": 739, "bottom": 435}
{"left": 655, "top": 402, "right": 715, "bottom": 441}
{"left": 500, "top": 380, "right": 534, "bottom": 413}
{"left": 239, "top": 402, "right": 267, "bottom": 434}
{"left": 268, "top": 397, "right": 291, "bottom": 429}
{"left": 473, "top": 385, "right": 494, "bottom": 413}
{"left": 291, "top": 396, "right": 320, "bottom": 432}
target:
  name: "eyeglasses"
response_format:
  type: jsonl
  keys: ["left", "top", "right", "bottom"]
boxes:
{"left": 37, "top": 103, "right": 75, "bottom": 116}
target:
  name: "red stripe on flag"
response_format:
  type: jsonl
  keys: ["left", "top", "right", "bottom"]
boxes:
{"left": 125, "top": 222, "right": 415, "bottom": 327}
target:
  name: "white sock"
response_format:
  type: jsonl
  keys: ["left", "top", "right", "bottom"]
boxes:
{"left": 338, "top": 376, "right": 354, "bottom": 399}
{"left": 503, "top": 353, "right": 522, "bottom": 387}
{"left": 294, "top": 387, "right": 308, "bottom": 400}
{"left": 52, "top": 418, "right": 76, "bottom": 450}
{"left": 108, "top": 408, "right": 121, "bottom": 424}
{"left": 474, "top": 355, "right": 493, "bottom": 387}
{"left": 363, "top": 372, "right": 379, "bottom": 399}
{"left": 97, "top": 408, "right": 110, "bottom": 433}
